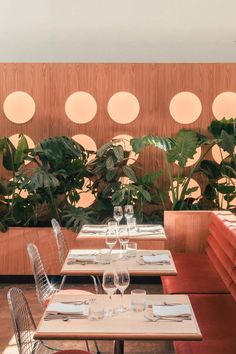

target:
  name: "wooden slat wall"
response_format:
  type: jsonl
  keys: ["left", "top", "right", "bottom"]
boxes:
{"left": 164, "top": 211, "right": 211, "bottom": 253}
{"left": 1, "top": 63, "right": 236, "bottom": 183}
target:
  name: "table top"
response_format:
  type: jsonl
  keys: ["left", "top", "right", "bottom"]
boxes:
{"left": 61, "top": 249, "right": 177, "bottom": 276}
{"left": 77, "top": 224, "right": 167, "bottom": 241}
{"left": 34, "top": 292, "right": 202, "bottom": 341}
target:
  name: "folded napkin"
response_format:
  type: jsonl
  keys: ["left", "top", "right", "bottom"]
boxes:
{"left": 69, "top": 250, "right": 98, "bottom": 257}
{"left": 46, "top": 302, "right": 86, "bottom": 315}
{"left": 68, "top": 255, "right": 96, "bottom": 263}
{"left": 153, "top": 304, "right": 192, "bottom": 317}
{"left": 143, "top": 254, "right": 170, "bottom": 264}
{"left": 82, "top": 225, "right": 107, "bottom": 234}
{"left": 138, "top": 225, "right": 163, "bottom": 232}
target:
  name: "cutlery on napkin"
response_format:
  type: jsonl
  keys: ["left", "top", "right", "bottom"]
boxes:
{"left": 141, "top": 254, "right": 170, "bottom": 264}
{"left": 46, "top": 302, "right": 88, "bottom": 316}
{"left": 152, "top": 304, "right": 192, "bottom": 319}
{"left": 82, "top": 225, "right": 107, "bottom": 234}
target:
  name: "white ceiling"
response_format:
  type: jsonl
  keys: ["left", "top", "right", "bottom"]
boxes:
{"left": 0, "top": 0, "right": 236, "bottom": 62}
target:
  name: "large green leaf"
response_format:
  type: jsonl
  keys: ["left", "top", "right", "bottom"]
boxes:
{"left": 131, "top": 135, "right": 175, "bottom": 154}
{"left": 197, "top": 160, "right": 222, "bottom": 179}
{"left": 14, "top": 134, "right": 29, "bottom": 166}
{"left": 2, "top": 138, "right": 16, "bottom": 171}
{"left": 208, "top": 118, "right": 236, "bottom": 138}
{"left": 167, "top": 130, "right": 200, "bottom": 168}
{"left": 220, "top": 130, "right": 235, "bottom": 155}
{"left": 113, "top": 145, "right": 124, "bottom": 162}
{"left": 122, "top": 166, "right": 137, "bottom": 183}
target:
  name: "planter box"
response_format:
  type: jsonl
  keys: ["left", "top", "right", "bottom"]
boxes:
{"left": 0, "top": 211, "right": 212, "bottom": 275}
{"left": 0, "top": 227, "right": 78, "bottom": 275}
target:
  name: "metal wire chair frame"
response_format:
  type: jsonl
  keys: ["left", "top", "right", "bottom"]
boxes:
{"left": 51, "top": 218, "right": 100, "bottom": 293}
{"left": 7, "top": 287, "right": 52, "bottom": 354}
{"left": 27, "top": 243, "right": 57, "bottom": 307}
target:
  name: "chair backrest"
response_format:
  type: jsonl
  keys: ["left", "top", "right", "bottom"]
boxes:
{"left": 27, "top": 243, "right": 56, "bottom": 307}
{"left": 7, "top": 287, "right": 39, "bottom": 354}
{"left": 51, "top": 218, "right": 69, "bottom": 266}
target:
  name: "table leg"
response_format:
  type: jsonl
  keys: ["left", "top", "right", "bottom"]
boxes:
{"left": 113, "top": 339, "right": 124, "bottom": 354}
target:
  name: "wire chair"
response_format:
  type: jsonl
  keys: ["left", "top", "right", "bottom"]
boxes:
{"left": 27, "top": 243, "right": 100, "bottom": 354}
{"left": 27, "top": 243, "right": 57, "bottom": 307}
{"left": 51, "top": 218, "right": 99, "bottom": 293}
{"left": 7, "top": 287, "right": 92, "bottom": 354}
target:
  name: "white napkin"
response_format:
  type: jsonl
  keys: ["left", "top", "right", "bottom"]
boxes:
{"left": 153, "top": 304, "right": 192, "bottom": 317}
{"left": 143, "top": 255, "right": 170, "bottom": 264}
{"left": 82, "top": 225, "right": 107, "bottom": 233}
{"left": 69, "top": 250, "right": 98, "bottom": 257}
{"left": 46, "top": 302, "right": 86, "bottom": 315}
{"left": 68, "top": 255, "right": 96, "bottom": 262}
{"left": 138, "top": 225, "right": 163, "bottom": 232}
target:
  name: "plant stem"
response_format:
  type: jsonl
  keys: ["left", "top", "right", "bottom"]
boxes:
{"left": 163, "top": 152, "right": 176, "bottom": 204}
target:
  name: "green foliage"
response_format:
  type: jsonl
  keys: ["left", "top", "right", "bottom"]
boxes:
{"left": 0, "top": 118, "right": 235, "bottom": 233}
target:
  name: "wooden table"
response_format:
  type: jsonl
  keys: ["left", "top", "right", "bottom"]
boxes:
{"left": 34, "top": 292, "right": 202, "bottom": 354}
{"left": 76, "top": 224, "right": 167, "bottom": 250}
{"left": 61, "top": 249, "right": 177, "bottom": 276}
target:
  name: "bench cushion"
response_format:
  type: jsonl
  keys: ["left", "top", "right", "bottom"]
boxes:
{"left": 161, "top": 253, "right": 229, "bottom": 294}
{"left": 174, "top": 294, "right": 236, "bottom": 354}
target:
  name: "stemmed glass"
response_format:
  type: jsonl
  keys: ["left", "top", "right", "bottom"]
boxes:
{"left": 102, "top": 270, "right": 117, "bottom": 316}
{"left": 114, "top": 267, "right": 130, "bottom": 312}
{"left": 113, "top": 206, "right": 123, "bottom": 226}
{"left": 105, "top": 221, "right": 118, "bottom": 254}
{"left": 124, "top": 205, "right": 134, "bottom": 223}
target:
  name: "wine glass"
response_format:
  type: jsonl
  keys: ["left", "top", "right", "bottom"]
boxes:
{"left": 124, "top": 205, "right": 134, "bottom": 223}
{"left": 118, "top": 226, "right": 129, "bottom": 258}
{"left": 114, "top": 267, "right": 130, "bottom": 312}
{"left": 102, "top": 270, "right": 117, "bottom": 316}
{"left": 106, "top": 220, "right": 118, "bottom": 248}
{"left": 113, "top": 206, "right": 123, "bottom": 226}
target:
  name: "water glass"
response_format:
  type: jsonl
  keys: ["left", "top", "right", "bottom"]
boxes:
{"left": 126, "top": 242, "right": 137, "bottom": 257}
{"left": 107, "top": 220, "right": 118, "bottom": 235}
{"left": 127, "top": 217, "right": 136, "bottom": 233}
{"left": 88, "top": 297, "right": 105, "bottom": 320}
{"left": 100, "top": 249, "right": 111, "bottom": 264}
{"left": 131, "top": 289, "right": 147, "bottom": 312}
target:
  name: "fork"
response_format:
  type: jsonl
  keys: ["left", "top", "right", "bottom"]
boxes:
{"left": 144, "top": 314, "right": 183, "bottom": 322}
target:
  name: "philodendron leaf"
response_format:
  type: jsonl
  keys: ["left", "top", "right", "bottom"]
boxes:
{"left": 220, "top": 130, "right": 235, "bottom": 155}
{"left": 203, "top": 184, "right": 217, "bottom": 200}
{"left": 105, "top": 156, "right": 114, "bottom": 170}
{"left": 197, "top": 160, "right": 222, "bottom": 179}
{"left": 3, "top": 138, "right": 16, "bottom": 171}
{"left": 216, "top": 183, "right": 235, "bottom": 194}
{"left": 208, "top": 118, "right": 236, "bottom": 138}
{"left": 113, "top": 145, "right": 124, "bottom": 162}
{"left": 97, "top": 142, "right": 113, "bottom": 157}
{"left": 167, "top": 130, "right": 200, "bottom": 168}
{"left": 122, "top": 166, "right": 137, "bottom": 183}
{"left": 131, "top": 135, "right": 175, "bottom": 154}
{"left": 14, "top": 134, "right": 29, "bottom": 166}
{"left": 139, "top": 188, "right": 151, "bottom": 202}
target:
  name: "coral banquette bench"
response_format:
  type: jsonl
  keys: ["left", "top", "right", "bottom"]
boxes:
{"left": 162, "top": 211, "right": 236, "bottom": 354}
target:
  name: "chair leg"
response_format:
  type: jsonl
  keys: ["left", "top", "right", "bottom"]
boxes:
{"left": 59, "top": 275, "right": 67, "bottom": 289}
{"left": 85, "top": 340, "right": 90, "bottom": 352}
{"left": 94, "top": 340, "right": 101, "bottom": 354}
{"left": 90, "top": 275, "right": 99, "bottom": 294}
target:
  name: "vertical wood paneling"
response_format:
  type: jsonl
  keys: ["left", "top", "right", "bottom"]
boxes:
{"left": 0, "top": 63, "right": 236, "bottom": 179}
{"left": 164, "top": 211, "right": 211, "bottom": 253}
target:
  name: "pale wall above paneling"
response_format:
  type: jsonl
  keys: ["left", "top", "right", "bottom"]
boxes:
{"left": 0, "top": 0, "right": 236, "bottom": 62}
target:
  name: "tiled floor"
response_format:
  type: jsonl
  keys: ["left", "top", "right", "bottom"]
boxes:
{"left": 0, "top": 281, "right": 175, "bottom": 354}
